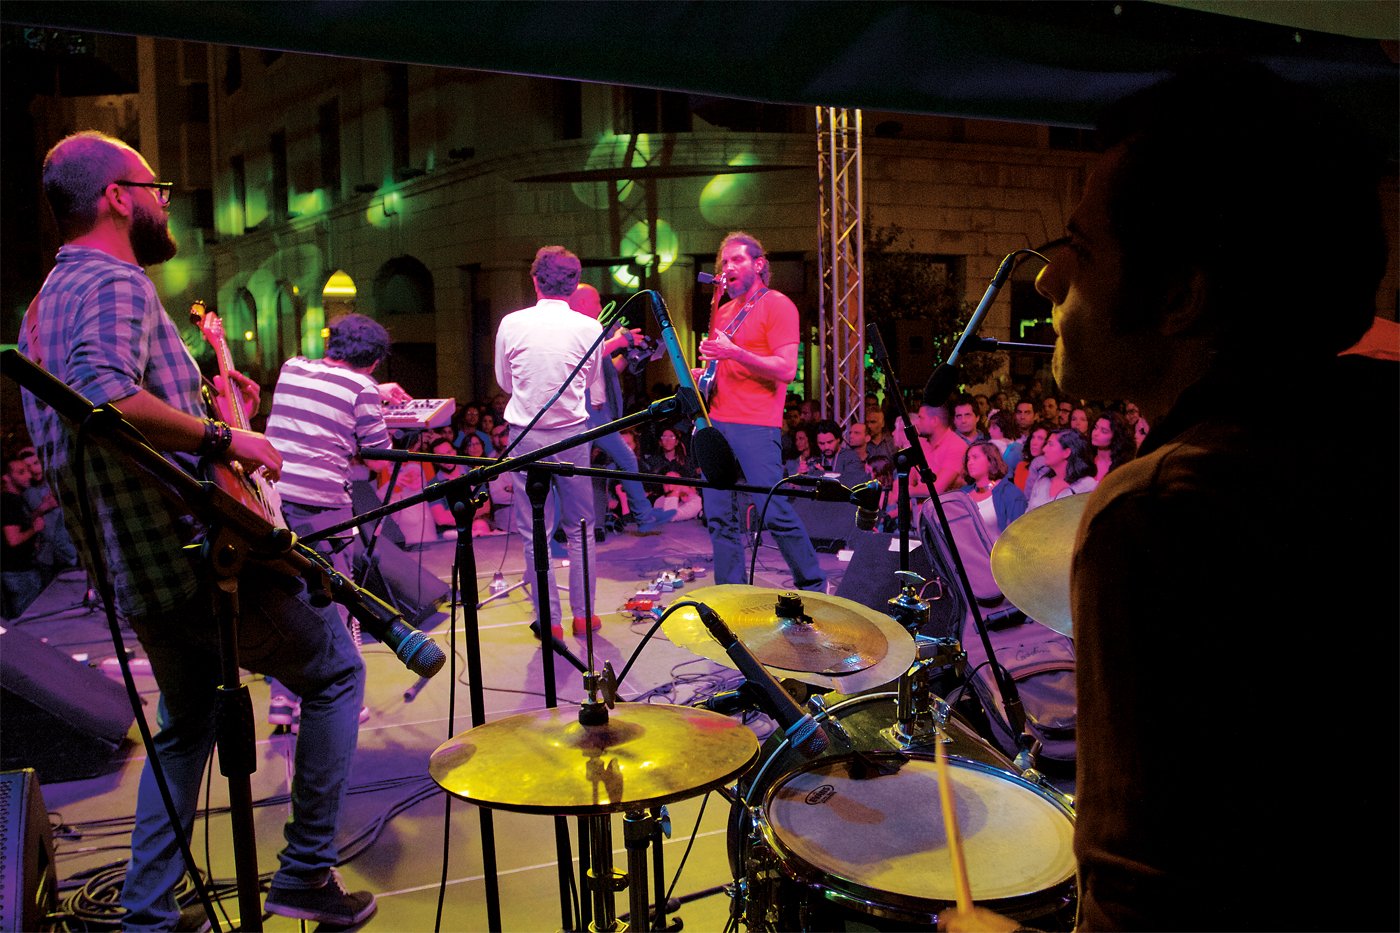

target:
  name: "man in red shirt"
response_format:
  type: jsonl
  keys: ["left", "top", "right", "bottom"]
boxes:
{"left": 697, "top": 232, "right": 824, "bottom": 590}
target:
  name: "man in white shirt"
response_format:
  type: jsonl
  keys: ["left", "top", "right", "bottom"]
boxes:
{"left": 494, "top": 246, "right": 606, "bottom": 638}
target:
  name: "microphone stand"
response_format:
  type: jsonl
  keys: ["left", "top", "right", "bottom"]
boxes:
{"left": 908, "top": 248, "right": 1048, "bottom": 746}
{"left": 868, "top": 313, "right": 1030, "bottom": 745}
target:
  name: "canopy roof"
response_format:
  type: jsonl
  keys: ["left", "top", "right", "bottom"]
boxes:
{"left": 4, "top": 0, "right": 1396, "bottom": 154}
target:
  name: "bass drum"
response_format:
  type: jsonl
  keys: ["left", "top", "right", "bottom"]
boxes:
{"left": 728, "top": 692, "right": 1077, "bottom": 932}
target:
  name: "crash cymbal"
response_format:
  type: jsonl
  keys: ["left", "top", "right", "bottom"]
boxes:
{"left": 429, "top": 703, "right": 759, "bottom": 814}
{"left": 989, "top": 494, "right": 1089, "bottom": 638}
{"left": 663, "top": 584, "right": 916, "bottom": 693}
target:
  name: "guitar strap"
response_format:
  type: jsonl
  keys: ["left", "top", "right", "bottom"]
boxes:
{"left": 719, "top": 287, "right": 767, "bottom": 341}
{"left": 703, "top": 287, "right": 768, "bottom": 404}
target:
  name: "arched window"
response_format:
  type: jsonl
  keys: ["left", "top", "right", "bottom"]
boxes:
{"left": 373, "top": 256, "right": 433, "bottom": 316}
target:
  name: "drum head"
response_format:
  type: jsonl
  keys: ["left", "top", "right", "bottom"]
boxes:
{"left": 764, "top": 753, "right": 1075, "bottom": 904}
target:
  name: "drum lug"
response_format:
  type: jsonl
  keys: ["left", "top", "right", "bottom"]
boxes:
{"left": 1021, "top": 767, "right": 1077, "bottom": 812}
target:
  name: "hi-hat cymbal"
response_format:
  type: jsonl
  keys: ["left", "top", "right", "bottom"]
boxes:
{"left": 989, "top": 494, "right": 1089, "bottom": 638}
{"left": 663, "top": 584, "right": 916, "bottom": 693}
{"left": 429, "top": 703, "right": 759, "bottom": 814}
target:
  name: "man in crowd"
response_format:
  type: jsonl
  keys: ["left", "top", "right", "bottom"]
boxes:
{"left": 1, "top": 449, "right": 48, "bottom": 618}
{"left": 566, "top": 282, "right": 675, "bottom": 536}
{"left": 1013, "top": 399, "right": 1037, "bottom": 435}
{"left": 19, "top": 130, "right": 373, "bottom": 928}
{"left": 952, "top": 394, "right": 986, "bottom": 444}
{"left": 495, "top": 245, "right": 606, "bottom": 636}
{"left": 844, "top": 421, "right": 870, "bottom": 465}
{"left": 864, "top": 401, "right": 896, "bottom": 463}
{"left": 942, "top": 60, "right": 1396, "bottom": 932}
{"left": 904, "top": 401, "right": 968, "bottom": 498}
{"left": 698, "top": 231, "right": 824, "bottom": 591}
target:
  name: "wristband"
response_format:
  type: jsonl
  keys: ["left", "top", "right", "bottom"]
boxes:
{"left": 198, "top": 419, "right": 233, "bottom": 457}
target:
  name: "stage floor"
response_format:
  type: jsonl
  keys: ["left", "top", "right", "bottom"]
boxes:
{"left": 7, "top": 517, "right": 1073, "bottom": 931}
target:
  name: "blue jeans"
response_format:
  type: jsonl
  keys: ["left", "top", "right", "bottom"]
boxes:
{"left": 1, "top": 568, "right": 43, "bottom": 619}
{"left": 592, "top": 428, "right": 658, "bottom": 521}
{"left": 510, "top": 425, "right": 597, "bottom": 625}
{"left": 700, "top": 421, "right": 825, "bottom": 590}
{"left": 120, "top": 560, "right": 365, "bottom": 929}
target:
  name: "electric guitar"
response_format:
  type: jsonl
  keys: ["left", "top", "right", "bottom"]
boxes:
{"left": 696, "top": 273, "right": 728, "bottom": 402}
{"left": 189, "top": 301, "right": 287, "bottom": 529}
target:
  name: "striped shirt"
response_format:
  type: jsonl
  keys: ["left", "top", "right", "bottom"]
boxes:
{"left": 264, "top": 357, "right": 391, "bottom": 508}
{"left": 19, "top": 246, "right": 205, "bottom": 620}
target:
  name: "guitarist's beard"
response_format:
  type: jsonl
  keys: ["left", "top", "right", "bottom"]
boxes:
{"left": 130, "top": 201, "right": 178, "bottom": 267}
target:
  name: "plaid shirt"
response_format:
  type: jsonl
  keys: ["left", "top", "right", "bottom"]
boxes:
{"left": 19, "top": 246, "right": 206, "bottom": 620}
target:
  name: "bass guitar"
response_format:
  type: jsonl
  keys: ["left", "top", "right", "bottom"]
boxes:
{"left": 189, "top": 300, "right": 287, "bottom": 528}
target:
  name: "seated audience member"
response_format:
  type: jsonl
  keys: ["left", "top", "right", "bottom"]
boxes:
{"left": 656, "top": 471, "right": 703, "bottom": 521}
{"left": 1012, "top": 421, "right": 1054, "bottom": 491}
{"left": 1090, "top": 410, "right": 1136, "bottom": 482}
{"left": 957, "top": 440, "right": 1027, "bottom": 538}
{"left": 1025, "top": 427, "right": 1098, "bottom": 511}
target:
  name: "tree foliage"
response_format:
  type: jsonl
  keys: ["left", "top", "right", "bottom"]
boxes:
{"left": 862, "top": 221, "right": 1005, "bottom": 400}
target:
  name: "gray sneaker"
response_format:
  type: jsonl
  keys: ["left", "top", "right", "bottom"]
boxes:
{"left": 265, "top": 869, "right": 376, "bottom": 927}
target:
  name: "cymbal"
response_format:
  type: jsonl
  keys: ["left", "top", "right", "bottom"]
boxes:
{"left": 664, "top": 584, "right": 916, "bottom": 693}
{"left": 429, "top": 702, "right": 759, "bottom": 814}
{"left": 989, "top": 494, "right": 1089, "bottom": 638}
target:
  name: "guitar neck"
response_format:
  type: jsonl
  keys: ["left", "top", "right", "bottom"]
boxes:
{"left": 192, "top": 300, "right": 252, "bottom": 430}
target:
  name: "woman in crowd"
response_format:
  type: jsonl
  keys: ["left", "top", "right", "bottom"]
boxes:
{"left": 1025, "top": 428, "right": 1098, "bottom": 511}
{"left": 1069, "top": 404, "right": 1093, "bottom": 439}
{"left": 1090, "top": 411, "right": 1136, "bottom": 482}
{"left": 958, "top": 440, "right": 1027, "bottom": 538}
{"left": 1012, "top": 421, "right": 1054, "bottom": 491}
{"left": 641, "top": 425, "right": 697, "bottom": 498}
{"left": 987, "top": 409, "right": 1024, "bottom": 474}
{"left": 785, "top": 423, "right": 820, "bottom": 476}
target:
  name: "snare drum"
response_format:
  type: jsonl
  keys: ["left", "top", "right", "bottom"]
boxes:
{"left": 729, "top": 692, "right": 1076, "bottom": 931}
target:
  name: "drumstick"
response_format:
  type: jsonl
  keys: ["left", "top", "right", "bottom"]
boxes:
{"left": 934, "top": 725, "right": 975, "bottom": 913}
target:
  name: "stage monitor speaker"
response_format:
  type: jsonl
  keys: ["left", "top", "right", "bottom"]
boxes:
{"left": 0, "top": 769, "right": 58, "bottom": 933}
{"left": 0, "top": 625, "right": 134, "bottom": 785}
{"left": 833, "top": 531, "right": 961, "bottom": 638}
{"left": 354, "top": 543, "right": 449, "bottom": 631}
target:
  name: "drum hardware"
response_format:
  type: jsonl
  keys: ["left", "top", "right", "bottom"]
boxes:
{"left": 736, "top": 814, "right": 782, "bottom": 933}
{"left": 888, "top": 658, "right": 955, "bottom": 750}
{"left": 727, "top": 691, "right": 1078, "bottom": 931}
{"left": 1018, "top": 768, "right": 1076, "bottom": 813}
{"left": 887, "top": 569, "right": 941, "bottom": 633}
{"left": 664, "top": 584, "right": 917, "bottom": 694}
{"left": 429, "top": 703, "right": 758, "bottom": 931}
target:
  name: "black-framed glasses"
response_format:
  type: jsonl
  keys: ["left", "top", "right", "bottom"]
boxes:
{"left": 115, "top": 180, "right": 174, "bottom": 207}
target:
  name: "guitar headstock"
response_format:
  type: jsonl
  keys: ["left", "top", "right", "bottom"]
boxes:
{"left": 190, "top": 300, "right": 224, "bottom": 343}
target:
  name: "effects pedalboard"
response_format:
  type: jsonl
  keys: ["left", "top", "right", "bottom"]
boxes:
{"left": 625, "top": 566, "right": 707, "bottom": 618}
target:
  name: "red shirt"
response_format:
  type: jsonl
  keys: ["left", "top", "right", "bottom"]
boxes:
{"left": 707, "top": 289, "right": 799, "bottom": 428}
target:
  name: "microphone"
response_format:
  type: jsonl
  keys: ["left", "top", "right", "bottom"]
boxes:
{"left": 647, "top": 290, "right": 739, "bottom": 488}
{"left": 788, "top": 476, "right": 884, "bottom": 531}
{"left": 694, "top": 602, "right": 830, "bottom": 758}
{"left": 922, "top": 248, "right": 1025, "bottom": 408}
{"left": 528, "top": 619, "right": 588, "bottom": 674}
{"left": 314, "top": 547, "right": 447, "bottom": 678}
{"left": 850, "top": 479, "right": 883, "bottom": 531}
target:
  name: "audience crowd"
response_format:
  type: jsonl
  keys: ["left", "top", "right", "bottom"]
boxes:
{"left": 2, "top": 371, "right": 1146, "bottom": 617}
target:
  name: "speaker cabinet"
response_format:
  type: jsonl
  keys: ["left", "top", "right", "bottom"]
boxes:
{"left": 0, "top": 625, "right": 133, "bottom": 785}
{"left": 0, "top": 769, "right": 58, "bottom": 932}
